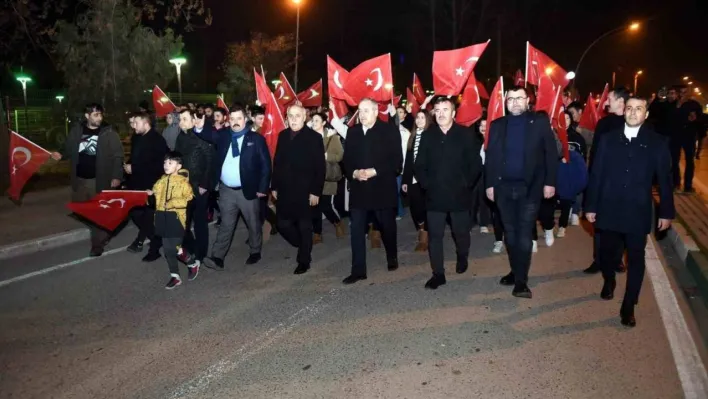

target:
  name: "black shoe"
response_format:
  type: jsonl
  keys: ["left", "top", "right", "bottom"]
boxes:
{"left": 165, "top": 276, "right": 182, "bottom": 290}
{"left": 601, "top": 279, "right": 616, "bottom": 300}
{"left": 294, "top": 263, "right": 310, "bottom": 275}
{"left": 142, "top": 252, "right": 161, "bottom": 262}
{"left": 187, "top": 261, "right": 200, "bottom": 281}
{"left": 387, "top": 258, "right": 399, "bottom": 271}
{"left": 270, "top": 226, "right": 278, "bottom": 235}
{"left": 615, "top": 263, "right": 626, "bottom": 273}
{"left": 456, "top": 257, "right": 468, "bottom": 274}
{"left": 204, "top": 257, "right": 225, "bottom": 271}
{"left": 584, "top": 262, "right": 601, "bottom": 274}
{"left": 499, "top": 272, "right": 515, "bottom": 286}
{"left": 512, "top": 283, "right": 532, "bottom": 298}
{"left": 342, "top": 275, "right": 367, "bottom": 285}
{"left": 246, "top": 253, "right": 261, "bottom": 265}
{"left": 424, "top": 274, "right": 446, "bottom": 289}
{"left": 89, "top": 247, "right": 104, "bottom": 257}
{"left": 620, "top": 305, "right": 636, "bottom": 328}
{"left": 127, "top": 240, "right": 144, "bottom": 253}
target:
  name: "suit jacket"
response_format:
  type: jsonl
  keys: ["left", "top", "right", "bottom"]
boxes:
{"left": 589, "top": 114, "right": 625, "bottom": 168}
{"left": 343, "top": 120, "right": 402, "bottom": 210}
{"left": 127, "top": 129, "right": 168, "bottom": 190}
{"left": 484, "top": 112, "right": 557, "bottom": 198}
{"left": 198, "top": 125, "right": 271, "bottom": 200}
{"left": 272, "top": 126, "right": 326, "bottom": 218}
{"left": 414, "top": 123, "right": 483, "bottom": 211}
{"left": 585, "top": 124, "right": 674, "bottom": 235}
{"left": 174, "top": 130, "right": 214, "bottom": 194}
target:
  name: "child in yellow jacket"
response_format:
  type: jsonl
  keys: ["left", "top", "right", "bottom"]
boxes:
{"left": 147, "top": 152, "right": 195, "bottom": 289}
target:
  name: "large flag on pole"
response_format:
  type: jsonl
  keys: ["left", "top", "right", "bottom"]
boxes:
{"left": 261, "top": 92, "right": 287, "bottom": 159}
{"left": 343, "top": 54, "right": 394, "bottom": 104}
{"left": 456, "top": 73, "right": 484, "bottom": 127}
{"left": 327, "top": 56, "right": 356, "bottom": 106}
{"left": 7, "top": 131, "right": 51, "bottom": 200}
{"left": 152, "top": 86, "right": 177, "bottom": 117}
{"left": 550, "top": 87, "right": 570, "bottom": 161}
{"left": 406, "top": 88, "right": 420, "bottom": 116}
{"left": 412, "top": 73, "right": 427, "bottom": 104}
{"left": 525, "top": 42, "right": 570, "bottom": 90}
{"left": 275, "top": 72, "right": 297, "bottom": 107}
{"left": 485, "top": 77, "right": 505, "bottom": 149}
{"left": 254, "top": 68, "right": 272, "bottom": 106}
{"left": 578, "top": 93, "right": 599, "bottom": 131}
{"left": 297, "top": 79, "right": 323, "bottom": 108}
{"left": 595, "top": 83, "right": 610, "bottom": 120}
{"left": 67, "top": 190, "right": 148, "bottom": 231}
{"left": 432, "top": 40, "right": 489, "bottom": 95}
{"left": 216, "top": 96, "right": 229, "bottom": 113}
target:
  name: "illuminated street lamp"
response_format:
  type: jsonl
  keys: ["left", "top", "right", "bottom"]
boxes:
{"left": 683, "top": 76, "right": 690, "bottom": 81}
{"left": 634, "top": 70, "right": 643, "bottom": 94}
{"left": 15, "top": 70, "right": 32, "bottom": 133}
{"left": 290, "top": 0, "right": 303, "bottom": 92}
{"left": 55, "top": 95, "right": 65, "bottom": 103}
{"left": 272, "top": 79, "right": 282, "bottom": 88}
{"left": 575, "top": 22, "right": 641, "bottom": 81}
{"left": 169, "top": 56, "right": 187, "bottom": 102}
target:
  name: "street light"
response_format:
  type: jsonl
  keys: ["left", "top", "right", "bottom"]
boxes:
{"left": 683, "top": 76, "right": 690, "bottom": 81}
{"left": 169, "top": 56, "right": 187, "bottom": 103}
{"left": 55, "top": 95, "right": 64, "bottom": 103}
{"left": 15, "top": 71, "right": 31, "bottom": 134}
{"left": 634, "top": 70, "right": 643, "bottom": 94}
{"left": 272, "top": 79, "right": 282, "bottom": 88}
{"left": 290, "top": 0, "right": 302, "bottom": 92}
{"left": 688, "top": 81, "right": 694, "bottom": 85}
{"left": 574, "top": 21, "right": 641, "bottom": 81}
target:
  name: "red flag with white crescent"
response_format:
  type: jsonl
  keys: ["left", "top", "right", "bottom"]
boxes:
{"left": 327, "top": 56, "right": 357, "bottom": 106}
{"left": 550, "top": 87, "right": 570, "bottom": 161}
{"left": 595, "top": 83, "right": 609, "bottom": 120}
{"left": 526, "top": 42, "right": 570, "bottom": 90}
{"left": 406, "top": 88, "right": 420, "bottom": 116}
{"left": 67, "top": 190, "right": 148, "bottom": 231}
{"left": 330, "top": 98, "right": 350, "bottom": 120}
{"left": 514, "top": 69, "right": 525, "bottom": 86}
{"left": 275, "top": 72, "right": 297, "bottom": 107}
{"left": 476, "top": 80, "right": 490, "bottom": 100}
{"left": 261, "top": 92, "right": 287, "bottom": 159}
{"left": 485, "top": 77, "right": 505, "bottom": 149}
{"left": 296, "top": 79, "right": 323, "bottom": 108}
{"left": 216, "top": 96, "right": 229, "bottom": 113}
{"left": 343, "top": 54, "right": 394, "bottom": 104}
{"left": 412, "top": 73, "right": 427, "bottom": 104}
{"left": 7, "top": 131, "right": 51, "bottom": 200}
{"left": 578, "top": 93, "right": 599, "bottom": 131}
{"left": 254, "top": 68, "right": 272, "bottom": 106}
{"left": 432, "top": 40, "right": 489, "bottom": 96}
{"left": 152, "top": 85, "right": 177, "bottom": 118}
{"left": 456, "top": 73, "right": 484, "bottom": 127}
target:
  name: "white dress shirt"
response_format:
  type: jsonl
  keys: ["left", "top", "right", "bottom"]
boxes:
{"left": 624, "top": 124, "right": 640, "bottom": 141}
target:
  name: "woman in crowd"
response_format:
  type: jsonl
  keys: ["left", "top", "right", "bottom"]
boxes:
{"left": 402, "top": 110, "right": 433, "bottom": 252}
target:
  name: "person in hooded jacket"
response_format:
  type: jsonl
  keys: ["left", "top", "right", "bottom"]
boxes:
{"left": 162, "top": 111, "right": 181, "bottom": 151}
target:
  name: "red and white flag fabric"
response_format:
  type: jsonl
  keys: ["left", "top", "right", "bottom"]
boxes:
{"left": 432, "top": 40, "right": 489, "bottom": 96}
{"left": 330, "top": 98, "right": 350, "bottom": 120}
{"left": 412, "top": 73, "right": 427, "bottom": 104}
{"left": 152, "top": 86, "right": 177, "bottom": 118}
{"left": 476, "top": 80, "right": 490, "bottom": 100}
{"left": 261, "top": 92, "right": 287, "bottom": 159}
{"left": 275, "top": 72, "right": 297, "bottom": 108}
{"left": 514, "top": 69, "right": 525, "bottom": 86}
{"left": 550, "top": 87, "right": 570, "bottom": 161}
{"left": 406, "top": 88, "right": 420, "bottom": 116}
{"left": 327, "top": 56, "right": 356, "bottom": 105}
{"left": 595, "top": 83, "right": 609, "bottom": 120}
{"left": 534, "top": 70, "right": 558, "bottom": 115}
{"left": 7, "top": 131, "right": 51, "bottom": 200}
{"left": 297, "top": 79, "right": 323, "bottom": 108}
{"left": 376, "top": 95, "right": 402, "bottom": 122}
{"left": 456, "top": 73, "right": 484, "bottom": 127}
{"left": 485, "top": 77, "right": 505, "bottom": 149}
{"left": 67, "top": 190, "right": 148, "bottom": 231}
{"left": 347, "top": 110, "right": 359, "bottom": 128}
{"left": 578, "top": 93, "right": 599, "bottom": 131}
{"left": 526, "top": 42, "right": 570, "bottom": 90}
{"left": 343, "top": 54, "right": 394, "bottom": 104}
{"left": 216, "top": 96, "right": 229, "bottom": 113}
{"left": 254, "top": 68, "right": 273, "bottom": 106}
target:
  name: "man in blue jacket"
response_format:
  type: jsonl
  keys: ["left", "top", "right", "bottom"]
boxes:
{"left": 585, "top": 96, "right": 674, "bottom": 327}
{"left": 194, "top": 104, "right": 272, "bottom": 269}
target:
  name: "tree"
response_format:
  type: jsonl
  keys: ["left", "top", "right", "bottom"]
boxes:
{"left": 52, "top": 0, "right": 184, "bottom": 113}
{"left": 218, "top": 32, "right": 297, "bottom": 104}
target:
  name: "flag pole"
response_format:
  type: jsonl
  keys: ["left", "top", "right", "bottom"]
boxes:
{"left": 500, "top": 77, "right": 506, "bottom": 117}
{"left": 524, "top": 41, "right": 529, "bottom": 88}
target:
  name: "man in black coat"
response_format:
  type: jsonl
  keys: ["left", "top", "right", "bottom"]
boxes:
{"left": 484, "top": 86, "right": 557, "bottom": 298}
{"left": 585, "top": 97, "right": 674, "bottom": 327}
{"left": 415, "top": 97, "right": 482, "bottom": 289}
{"left": 124, "top": 112, "right": 168, "bottom": 261}
{"left": 272, "top": 104, "right": 326, "bottom": 275}
{"left": 342, "top": 98, "right": 403, "bottom": 284}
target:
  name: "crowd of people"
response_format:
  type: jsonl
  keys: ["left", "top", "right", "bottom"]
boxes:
{"left": 49, "top": 81, "right": 708, "bottom": 328}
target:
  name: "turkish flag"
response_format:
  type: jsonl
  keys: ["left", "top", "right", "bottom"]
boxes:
{"left": 412, "top": 73, "right": 427, "bottom": 104}
{"left": 254, "top": 68, "right": 273, "bottom": 106}
{"left": 297, "top": 79, "right": 323, "bottom": 108}
{"left": 343, "top": 54, "right": 393, "bottom": 104}
{"left": 406, "top": 88, "right": 420, "bottom": 116}
{"left": 456, "top": 73, "right": 484, "bottom": 127}
{"left": 595, "top": 83, "right": 609, "bottom": 120}
{"left": 327, "top": 56, "right": 356, "bottom": 105}
{"left": 476, "top": 80, "right": 489, "bottom": 100}
{"left": 485, "top": 77, "right": 505, "bottom": 149}
{"left": 330, "top": 98, "right": 350, "bottom": 120}
{"left": 7, "top": 131, "right": 51, "bottom": 200}
{"left": 526, "top": 42, "right": 570, "bottom": 90}
{"left": 67, "top": 190, "right": 148, "bottom": 231}
{"left": 514, "top": 69, "right": 525, "bottom": 86}
{"left": 578, "top": 93, "right": 599, "bottom": 131}
{"left": 432, "top": 40, "right": 489, "bottom": 96}
{"left": 550, "top": 87, "right": 570, "bottom": 161}
{"left": 261, "top": 92, "right": 287, "bottom": 159}
{"left": 347, "top": 110, "right": 359, "bottom": 128}
{"left": 216, "top": 96, "right": 229, "bottom": 113}
{"left": 275, "top": 72, "right": 297, "bottom": 108}
{"left": 152, "top": 86, "right": 177, "bottom": 118}
{"left": 534, "top": 71, "right": 558, "bottom": 115}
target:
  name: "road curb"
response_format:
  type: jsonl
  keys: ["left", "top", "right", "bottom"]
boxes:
{"left": 666, "top": 221, "right": 708, "bottom": 307}
{"left": 0, "top": 228, "right": 90, "bottom": 261}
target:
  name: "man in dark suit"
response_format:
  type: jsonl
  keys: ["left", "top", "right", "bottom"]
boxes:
{"left": 415, "top": 97, "right": 483, "bottom": 289}
{"left": 484, "top": 86, "right": 558, "bottom": 298}
{"left": 271, "top": 104, "right": 326, "bottom": 275}
{"left": 585, "top": 96, "right": 674, "bottom": 327}
{"left": 342, "top": 98, "right": 403, "bottom": 284}
{"left": 194, "top": 104, "right": 272, "bottom": 269}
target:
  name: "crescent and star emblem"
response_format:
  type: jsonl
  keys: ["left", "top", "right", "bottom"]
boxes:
{"left": 11, "top": 146, "right": 32, "bottom": 175}
{"left": 99, "top": 198, "right": 126, "bottom": 209}
{"left": 277, "top": 86, "right": 285, "bottom": 100}
{"left": 307, "top": 89, "right": 319, "bottom": 100}
{"left": 333, "top": 70, "right": 344, "bottom": 89}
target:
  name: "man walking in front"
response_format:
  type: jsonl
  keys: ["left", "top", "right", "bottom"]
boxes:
{"left": 484, "top": 86, "right": 557, "bottom": 298}
{"left": 585, "top": 97, "right": 674, "bottom": 327}
{"left": 415, "top": 97, "right": 483, "bottom": 289}
{"left": 50, "top": 103, "right": 124, "bottom": 257}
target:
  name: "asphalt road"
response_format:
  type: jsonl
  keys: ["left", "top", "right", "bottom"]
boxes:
{"left": 1, "top": 218, "right": 707, "bottom": 399}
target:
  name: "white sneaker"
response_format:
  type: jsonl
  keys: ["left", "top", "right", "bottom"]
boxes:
{"left": 532, "top": 240, "right": 538, "bottom": 253}
{"left": 480, "top": 226, "right": 490, "bottom": 234}
{"left": 570, "top": 214, "right": 580, "bottom": 226}
{"left": 492, "top": 241, "right": 504, "bottom": 253}
{"left": 556, "top": 227, "right": 566, "bottom": 238}
{"left": 544, "top": 230, "right": 555, "bottom": 247}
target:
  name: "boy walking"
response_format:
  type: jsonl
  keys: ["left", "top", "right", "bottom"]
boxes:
{"left": 148, "top": 152, "right": 197, "bottom": 289}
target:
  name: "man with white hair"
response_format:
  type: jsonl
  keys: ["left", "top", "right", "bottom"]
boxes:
{"left": 341, "top": 98, "right": 403, "bottom": 284}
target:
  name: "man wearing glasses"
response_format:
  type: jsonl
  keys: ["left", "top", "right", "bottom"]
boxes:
{"left": 483, "top": 86, "right": 558, "bottom": 298}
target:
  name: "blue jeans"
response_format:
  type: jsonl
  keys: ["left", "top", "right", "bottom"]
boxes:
{"left": 396, "top": 175, "right": 405, "bottom": 217}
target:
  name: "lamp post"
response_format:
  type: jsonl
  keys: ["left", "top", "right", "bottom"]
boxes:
{"left": 291, "top": 0, "right": 302, "bottom": 92}
{"left": 634, "top": 70, "right": 643, "bottom": 95}
{"left": 574, "top": 22, "right": 640, "bottom": 82}
{"left": 56, "top": 95, "right": 68, "bottom": 137}
{"left": 169, "top": 57, "right": 187, "bottom": 103}
{"left": 15, "top": 71, "right": 31, "bottom": 134}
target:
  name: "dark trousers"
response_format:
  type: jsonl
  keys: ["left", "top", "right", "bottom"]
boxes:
{"left": 478, "top": 196, "right": 493, "bottom": 227}
{"left": 259, "top": 198, "right": 277, "bottom": 226}
{"left": 277, "top": 216, "right": 314, "bottom": 265}
{"left": 183, "top": 191, "right": 209, "bottom": 261}
{"left": 495, "top": 183, "right": 540, "bottom": 285}
{"left": 492, "top": 202, "right": 504, "bottom": 241}
{"left": 427, "top": 210, "right": 471, "bottom": 276}
{"left": 350, "top": 208, "right": 397, "bottom": 277}
{"left": 163, "top": 237, "right": 183, "bottom": 276}
{"left": 334, "top": 179, "right": 349, "bottom": 218}
{"left": 598, "top": 230, "right": 647, "bottom": 307}
{"left": 537, "top": 197, "right": 556, "bottom": 231}
{"left": 313, "top": 195, "right": 341, "bottom": 234}
{"left": 130, "top": 206, "right": 161, "bottom": 253}
{"left": 671, "top": 138, "right": 696, "bottom": 190}
{"left": 407, "top": 183, "right": 427, "bottom": 231}
{"left": 558, "top": 198, "right": 574, "bottom": 228}
{"left": 72, "top": 178, "right": 112, "bottom": 249}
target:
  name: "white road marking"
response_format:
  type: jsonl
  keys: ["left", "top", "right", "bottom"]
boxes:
{"left": 170, "top": 288, "right": 340, "bottom": 399}
{"left": 646, "top": 236, "right": 708, "bottom": 398}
